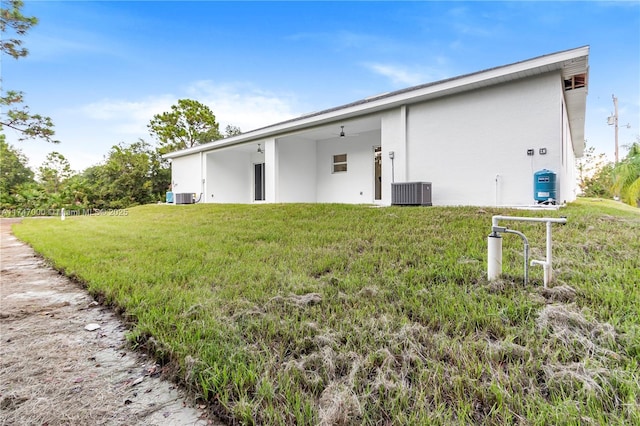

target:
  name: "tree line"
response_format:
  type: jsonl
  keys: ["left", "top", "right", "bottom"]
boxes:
{"left": 1, "top": 100, "right": 241, "bottom": 213}
{"left": 1, "top": 136, "right": 166, "bottom": 212}
{"left": 577, "top": 139, "right": 640, "bottom": 207}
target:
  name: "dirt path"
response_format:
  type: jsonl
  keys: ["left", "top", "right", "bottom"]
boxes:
{"left": 0, "top": 218, "right": 221, "bottom": 425}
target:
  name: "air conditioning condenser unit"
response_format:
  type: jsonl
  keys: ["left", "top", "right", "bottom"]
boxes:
{"left": 391, "top": 182, "right": 432, "bottom": 206}
{"left": 175, "top": 193, "right": 194, "bottom": 205}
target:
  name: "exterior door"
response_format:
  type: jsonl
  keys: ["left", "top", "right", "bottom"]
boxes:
{"left": 374, "top": 146, "right": 382, "bottom": 201}
{"left": 254, "top": 163, "right": 265, "bottom": 201}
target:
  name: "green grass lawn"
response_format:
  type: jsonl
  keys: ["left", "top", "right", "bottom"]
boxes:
{"left": 13, "top": 199, "right": 640, "bottom": 425}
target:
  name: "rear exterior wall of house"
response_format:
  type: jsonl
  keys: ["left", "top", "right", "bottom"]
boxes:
{"left": 170, "top": 71, "right": 580, "bottom": 206}
{"left": 405, "top": 72, "right": 574, "bottom": 206}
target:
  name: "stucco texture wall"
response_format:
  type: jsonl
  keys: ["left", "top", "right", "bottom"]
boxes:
{"left": 316, "top": 130, "right": 381, "bottom": 203}
{"left": 277, "top": 138, "right": 317, "bottom": 203}
{"left": 206, "top": 150, "right": 252, "bottom": 203}
{"left": 171, "top": 154, "right": 203, "bottom": 197}
{"left": 406, "top": 72, "right": 565, "bottom": 206}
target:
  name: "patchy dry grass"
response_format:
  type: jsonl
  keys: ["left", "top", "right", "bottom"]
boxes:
{"left": 13, "top": 199, "right": 640, "bottom": 424}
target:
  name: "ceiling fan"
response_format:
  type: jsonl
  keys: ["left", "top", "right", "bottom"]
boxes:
{"left": 335, "top": 125, "right": 360, "bottom": 138}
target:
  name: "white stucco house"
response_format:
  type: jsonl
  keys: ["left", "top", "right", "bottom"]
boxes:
{"left": 165, "top": 46, "right": 589, "bottom": 206}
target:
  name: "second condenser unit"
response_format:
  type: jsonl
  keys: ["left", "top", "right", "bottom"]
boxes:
{"left": 175, "top": 193, "right": 195, "bottom": 205}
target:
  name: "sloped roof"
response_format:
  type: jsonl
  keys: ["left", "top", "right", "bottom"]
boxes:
{"left": 165, "top": 46, "right": 589, "bottom": 159}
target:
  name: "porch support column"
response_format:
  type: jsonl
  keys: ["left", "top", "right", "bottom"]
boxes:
{"left": 381, "top": 105, "right": 408, "bottom": 205}
{"left": 397, "top": 105, "right": 408, "bottom": 183}
{"left": 264, "top": 138, "right": 278, "bottom": 203}
{"left": 200, "top": 151, "right": 206, "bottom": 202}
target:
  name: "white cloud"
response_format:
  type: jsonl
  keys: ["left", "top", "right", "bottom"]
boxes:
{"left": 26, "top": 28, "right": 126, "bottom": 62}
{"left": 287, "top": 30, "right": 398, "bottom": 52}
{"left": 79, "top": 96, "right": 176, "bottom": 134}
{"left": 363, "top": 62, "right": 453, "bottom": 87}
{"left": 16, "top": 82, "right": 305, "bottom": 171}
{"left": 79, "top": 82, "right": 302, "bottom": 136}
{"left": 184, "top": 81, "right": 302, "bottom": 132}
{"left": 446, "top": 6, "right": 502, "bottom": 38}
{"left": 364, "top": 63, "right": 425, "bottom": 86}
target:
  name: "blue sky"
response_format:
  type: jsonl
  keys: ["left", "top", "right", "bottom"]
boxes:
{"left": 3, "top": 1, "right": 639, "bottom": 171}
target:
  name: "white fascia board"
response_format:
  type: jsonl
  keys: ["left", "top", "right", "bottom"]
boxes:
{"left": 164, "top": 46, "right": 589, "bottom": 160}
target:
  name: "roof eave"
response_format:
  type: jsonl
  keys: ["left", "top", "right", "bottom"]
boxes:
{"left": 164, "top": 46, "right": 590, "bottom": 160}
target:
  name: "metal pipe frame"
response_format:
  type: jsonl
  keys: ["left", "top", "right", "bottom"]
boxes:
{"left": 489, "top": 215, "right": 566, "bottom": 288}
{"left": 492, "top": 215, "right": 567, "bottom": 227}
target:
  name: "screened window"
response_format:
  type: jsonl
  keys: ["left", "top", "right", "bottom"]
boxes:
{"left": 332, "top": 154, "right": 347, "bottom": 173}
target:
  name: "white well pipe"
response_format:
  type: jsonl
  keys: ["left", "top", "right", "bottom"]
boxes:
{"left": 546, "top": 221, "right": 553, "bottom": 281}
{"left": 488, "top": 215, "right": 566, "bottom": 287}
{"left": 487, "top": 234, "right": 502, "bottom": 281}
{"left": 492, "top": 215, "right": 567, "bottom": 227}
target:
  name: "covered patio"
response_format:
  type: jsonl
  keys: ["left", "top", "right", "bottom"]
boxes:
{"left": 181, "top": 115, "right": 389, "bottom": 204}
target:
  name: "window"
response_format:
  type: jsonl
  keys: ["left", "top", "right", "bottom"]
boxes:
{"left": 332, "top": 154, "right": 347, "bottom": 173}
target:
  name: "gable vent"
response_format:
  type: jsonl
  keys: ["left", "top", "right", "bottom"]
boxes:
{"left": 564, "top": 73, "right": 586, "bottom": 91}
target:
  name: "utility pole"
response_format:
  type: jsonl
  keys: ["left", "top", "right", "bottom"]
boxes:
{"left": 613, "top": 95, "right": 619, "bottom": 163}
{"left": 608, "top": 94, "right": 631, "bottom": 163}
{"left": 607, "top": 95, "right": 620, "bottom": 163}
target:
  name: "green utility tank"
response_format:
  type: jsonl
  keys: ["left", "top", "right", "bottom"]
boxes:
{"left": 534, "top": 169, "right": 557, "bottom": 204}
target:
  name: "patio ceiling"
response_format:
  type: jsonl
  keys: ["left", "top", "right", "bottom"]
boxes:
{"left": 219, "top": 115, "right": 382, "bottom": 153}
{"left": 282, "top": 115, "right": 381, "bottom": 141}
